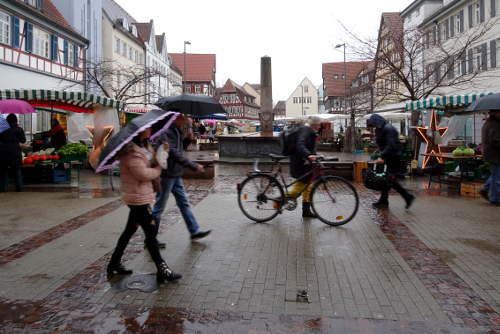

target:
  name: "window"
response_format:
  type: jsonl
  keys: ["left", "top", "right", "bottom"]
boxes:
{"left": 33, "top": 27, "right": 50, "bottom": 58}
{"left": 304, "top": 85, "right": 308, "bottom": 93}
{"left": 195, "top": 85, "right": 201, "bottom": 93}
{"left": 121, "top": 42, "right": 127, "bottom": 57}
{"left": 25, "top": 0, "right": 41, "bottom": 8}
{"left": 115, "top": 38, "right": 120, "bottom": 54}
{"left": 135, "top": 50, "right": 139, "bottom": 63}
{"left": 68, "top": 43, "right": 74, "bottom": 66}
{"left": 456, "top": 13, "right": 461, "bottom": 33}
{"left": 333, "top": 74, "right": 338, "bottom": 79}
{"left": 129, "top": 46, "right": 133, "bottom": 61}
{"left": 0, "top": 11, "right": 9, "bottom": 45}
{"left": 475, "top": 2, "right": 481, "bottom": 24}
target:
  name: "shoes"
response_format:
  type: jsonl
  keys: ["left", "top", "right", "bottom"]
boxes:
{"left": 479, "top": 188, "right": 489, "bottom": 201}
{"left": 372, "top": 201, "right": 389, "bottom": 209}
{"left": 191, "top": 230, "right": 212, "bottom": 240}
{"left": 405, "top": 195, "right": 415, "bottom": 209}
{"left": 302, "top": 202, "right": 316, "bottom": 218}
{"left": 107, "top": 263, "right": 133, "bottom": 276}
{"left": 157, "top": 262, "right": 182, "bottom": 282}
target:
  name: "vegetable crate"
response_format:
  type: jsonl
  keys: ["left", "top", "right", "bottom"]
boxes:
{"left": 460, "top": 182, "right": 482, "bottom": 198}
{"left": 59, "top": 153, "right": 87, "bottom": 163}
{"left": 53, "top": 169, "right": 71, "bottom": 183}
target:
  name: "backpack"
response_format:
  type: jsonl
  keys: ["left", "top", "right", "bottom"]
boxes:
{"left": 279, "top": 127, "right": 301, "bottom": 156}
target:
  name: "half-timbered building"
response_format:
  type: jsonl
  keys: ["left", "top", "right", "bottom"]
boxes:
{"left": 217, "top": 79, "right": 260, "bottom": 120}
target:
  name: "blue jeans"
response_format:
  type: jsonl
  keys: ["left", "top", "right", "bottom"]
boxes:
{"left": 152, "top": 176, "right": 200, "bottom": 235}
{"left": 482, "top": 164, "right": 500, "bottom": 203}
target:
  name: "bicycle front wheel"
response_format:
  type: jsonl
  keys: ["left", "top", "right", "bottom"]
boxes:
{"left": 311, "top": 176, "right": 359, "bottom": 226}
{"left": 238, "top": 174, "right": 284, "bottom": 223}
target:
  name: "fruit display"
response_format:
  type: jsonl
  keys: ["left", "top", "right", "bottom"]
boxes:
{"left": 57, "top": 143, "right": 88, "bottom": 156}
{"left": 452, "top": 146, "right": 475, "bottom": 156}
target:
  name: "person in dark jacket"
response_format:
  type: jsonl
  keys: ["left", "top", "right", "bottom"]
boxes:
{"left": 0, "top": 114, "right": 26, "bottom": 192}
{"left": 152, "top": 114, "right": 211, "bottom": 246}
{"left": 43, "top": 119, "right": 66, "bottom": 150}
{"left": 287, "top": 123, "right": 319, "bottom": 218}
{"left": 366, "top": 114, "right": 415, "bottom": 209}
{"left": 479, "top": 110, "right": 500, "bottom": 205}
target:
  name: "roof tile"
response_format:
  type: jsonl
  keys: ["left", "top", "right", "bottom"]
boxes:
{"left": 169, "top": 53, "right": 216, "bottom": 83}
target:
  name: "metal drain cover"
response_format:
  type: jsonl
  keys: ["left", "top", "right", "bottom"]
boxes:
{"left": 111, "top": 274, "right": 158, "bottom": 293}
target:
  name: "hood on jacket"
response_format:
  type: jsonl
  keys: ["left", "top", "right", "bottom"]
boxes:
{"left": 366, "top": 114, "right": 387, "bottom": 129}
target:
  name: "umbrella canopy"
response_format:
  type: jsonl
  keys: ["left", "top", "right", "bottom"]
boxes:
{"left": 0, "top": 115, "right": 9, "bottom": 133}
{"left": 0, "top": 99, "right": 36, "bottom": 114}
{"left": 466, "top": 93, "right": 500, "bottom": 112}
{"left": 95, "top": 110, "right": 178, "bottom": 173}
{"left": 155, "top": 94, "right": 226, "bottom": 117}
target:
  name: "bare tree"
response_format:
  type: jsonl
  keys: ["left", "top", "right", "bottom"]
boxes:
{"left": 341, "top": 16, "right": 500, "bottom": 149}
{"left": 82, "top": 60, "right": 167, "bottom": 110}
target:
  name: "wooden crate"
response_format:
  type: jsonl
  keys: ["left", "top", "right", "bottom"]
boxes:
{"left": 460, "top": 182, "right": 482, "bottom": 198}
{"left": 353, "top": 161, "right": 368, "bottom": 183}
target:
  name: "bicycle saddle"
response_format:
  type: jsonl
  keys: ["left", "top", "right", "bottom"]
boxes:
{"left": 269, "top": 153, "right": 288, "bottom": 161}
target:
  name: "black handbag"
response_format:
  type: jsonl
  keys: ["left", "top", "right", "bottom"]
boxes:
{"left": 364, "top": 164, "right": 391, "bottom": 191}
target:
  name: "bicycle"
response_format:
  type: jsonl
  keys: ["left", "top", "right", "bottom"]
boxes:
{"left": 237, "top": 153, "right": 359, "bottom": 226}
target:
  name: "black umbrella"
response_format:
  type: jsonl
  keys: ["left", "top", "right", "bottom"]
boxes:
{"left": 155, "top": 94, "right": 226, "bottom": 117}
{"left": 95, "top": 110, "right": 178, "bottom": 173}
{"left": 466, "top": 93, "right": 500, "bottom": 112}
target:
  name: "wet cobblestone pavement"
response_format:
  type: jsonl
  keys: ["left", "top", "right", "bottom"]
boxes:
{"left": 0, "top": 165, "right": 499, "bottom": 333}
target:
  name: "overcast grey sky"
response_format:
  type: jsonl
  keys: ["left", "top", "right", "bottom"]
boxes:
{"left": 116, "top": 0, "right": 414, "bottom": 102}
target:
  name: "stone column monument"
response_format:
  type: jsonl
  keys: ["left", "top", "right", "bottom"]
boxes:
{"left": 259, "top": 56, "right": 274, "bottom": 137}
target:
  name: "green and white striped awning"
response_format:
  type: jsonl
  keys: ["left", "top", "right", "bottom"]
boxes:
{"left": 0, "top": 89, "right": 123, "bottom": 111}
{"left": 405, "top": 92, "right": 494, "bottom": 112}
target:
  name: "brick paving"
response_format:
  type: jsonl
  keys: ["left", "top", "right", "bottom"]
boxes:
{"left": 0, "top": 166, "right": 499, "bottom": 333}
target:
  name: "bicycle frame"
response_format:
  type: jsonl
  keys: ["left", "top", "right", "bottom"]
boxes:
{"left": 249, "top": 159, "right": 331, "bottom": 199}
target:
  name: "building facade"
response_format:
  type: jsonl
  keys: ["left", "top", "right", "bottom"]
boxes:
{"left": 285, "top": 77, "right": 318, "bottom": 117}
{"left": 273, "top": 100, "right": 286, "bottom": 117}
{"left": 168, "top": 57, "right": 182, "bottom": 96}
{"left": 218, "top": 79, "right": 260, "bottom": 120}
{"left": 322, "top": 61, "right": 371, "bottom": 113}
{"left": 102, "top": 0, "right": 146, "bottom": 108}
{"left": 0, "top": 0, "right": 88, "bottom": 138}
{"left": 418, "top": 0, "right": 500, "bottom": 95}
{"left": 169, "top": 53, "right": 216, "bottom": 96}
{"left": 242, "top": 83, "right": 261, "bottom": 106}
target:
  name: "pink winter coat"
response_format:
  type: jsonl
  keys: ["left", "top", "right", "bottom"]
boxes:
{"left": 119, "top": 143, "right": 161, "bottom": 205}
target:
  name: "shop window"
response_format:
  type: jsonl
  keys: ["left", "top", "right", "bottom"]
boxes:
{"left": 0, "top": 11, "right": 10, "bottom": 45}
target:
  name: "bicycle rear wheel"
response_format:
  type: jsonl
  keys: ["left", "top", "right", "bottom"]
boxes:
{"left": 238, "top": 174, "right": 284, "bottom": 223}
{"left": 311, "top": 176, "right": 359, "bottom": 226}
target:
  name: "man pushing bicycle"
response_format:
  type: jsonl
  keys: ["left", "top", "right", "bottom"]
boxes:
{"left": 284, "top": 121, "right": 320, "bottom": 218}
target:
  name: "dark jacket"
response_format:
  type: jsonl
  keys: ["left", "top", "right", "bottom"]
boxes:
{"left": 156, "top": 124, "right": 198, "bottom": 178}
{"left": 366, "top": 114, "right": 401, "bottom": 160}
{"left": 482, "top": 115, "right": 500, "bottom": 165}
{"left": 0, "top": 125, "right": 26, "bottom": 168}
{"left": 289, "top": 125, "right": 317, "bottom": 179}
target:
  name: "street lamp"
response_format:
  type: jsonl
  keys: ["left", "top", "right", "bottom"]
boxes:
{"left": 183, "top": 41, "right": 191, "bottom": 94}
{"left": 335, "top": 43, "right": 346, "bottom": 115}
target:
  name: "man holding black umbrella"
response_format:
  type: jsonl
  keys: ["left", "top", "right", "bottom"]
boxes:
{"left": 152, "top": 114, "right": 211, "bottom": 245}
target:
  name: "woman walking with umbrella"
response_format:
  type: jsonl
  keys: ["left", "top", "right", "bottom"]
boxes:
{"left": 98, "top": 110, "right": 182, "bottom": 282}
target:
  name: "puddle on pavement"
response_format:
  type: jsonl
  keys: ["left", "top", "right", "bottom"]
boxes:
{"left": 431, "top": 249, "right": 457, "bottom": 263}
{"left": 456, "top": 238, "right": 500, "bottom": 254}
{"left": 109, "top": 274, "right": 159, "bottom": 293}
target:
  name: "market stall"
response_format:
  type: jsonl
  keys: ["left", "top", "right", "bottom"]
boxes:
{"left": 405, "top": 92, "right": 494, "bottom": 194}
{"left": 0, "top": 89, "right": 123, "bottom": 184}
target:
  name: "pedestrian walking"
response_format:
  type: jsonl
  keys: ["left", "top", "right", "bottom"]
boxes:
{"left": 152, "top": 114, "right": 211, "bottom": 245}
{"left": 286, "top": 121, "right": 319, "bottom": 218}
{"left": 107, "top": 127, "right": 182, "bottom": 282}
{"left": 479, "top": 110, "right": 500, "bottom": 205}
{"left": 0, "top": 114, "right": 26, "bottom": 192}
{"left": 366, "top": 114, "right": 415, "bottom": 209}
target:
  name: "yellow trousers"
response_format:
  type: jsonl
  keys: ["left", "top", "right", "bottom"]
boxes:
{"left": 287, "top": 181, "right": 313, "bottom": 203}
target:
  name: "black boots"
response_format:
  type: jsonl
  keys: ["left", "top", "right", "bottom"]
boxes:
{"left": 107, "top": 263, "right": 133, "bottom": 276}
{"left": 302, "top": 202, "right": 316, "bottom": 218}
{"left": 157, "top": 262, "right": 182, "bottom": 283}
{"left": 372, "top": 201, "right": 389, "bottom": 209}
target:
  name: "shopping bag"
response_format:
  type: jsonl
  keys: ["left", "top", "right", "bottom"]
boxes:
{"left": 363, "top": 164, "right": 391, "bottom": 191}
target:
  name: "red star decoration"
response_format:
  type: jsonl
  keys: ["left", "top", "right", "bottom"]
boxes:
{"left": 416, "top": 110, "right": 448, "bottom": 169}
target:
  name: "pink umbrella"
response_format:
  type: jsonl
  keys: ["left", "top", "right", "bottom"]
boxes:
{"left": 0, "top": 99, "right": 36, "bottom": 114}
